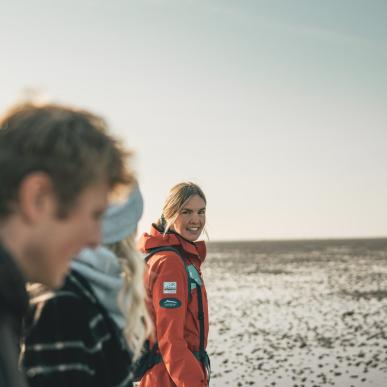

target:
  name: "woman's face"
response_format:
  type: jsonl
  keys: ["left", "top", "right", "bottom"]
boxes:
{"left": 172, "top": 194, "right": 206, "bottom": 242}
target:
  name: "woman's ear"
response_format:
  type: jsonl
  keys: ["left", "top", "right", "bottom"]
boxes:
{"left": 18, "top": 172, "right": 55, "bottom": 223}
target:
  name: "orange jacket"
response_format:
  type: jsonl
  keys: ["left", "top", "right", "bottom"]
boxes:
{"left": 138, "top": 224, "right": 209, "bottom": 387}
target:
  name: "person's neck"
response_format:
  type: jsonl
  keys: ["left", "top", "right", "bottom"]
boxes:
{"left": 0, "top": 217, "right": 29, "bottom": 281}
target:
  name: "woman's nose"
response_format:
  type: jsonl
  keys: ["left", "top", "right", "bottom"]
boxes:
{"left": 190, "top": 213, "right": 200, "bottom": 223}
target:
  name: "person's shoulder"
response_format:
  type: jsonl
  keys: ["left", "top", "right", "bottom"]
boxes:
{"left": 27, "top": 277, "right": 103, "bottom": 340}
{"left": 148, "top": 247, "right": 185, "bottom": 268}
{"left": 29, "top": 292, "right": 88, "bottom": 332}
{"left": 30, "top": 275, "right": 92, "bottom": 313}
{"left": 36, "top": 289, "right": 90, "bottom": 315}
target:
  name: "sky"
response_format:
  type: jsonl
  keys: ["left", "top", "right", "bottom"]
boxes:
{"left": 0, "top": 0, "right": 386, "bottom": 241}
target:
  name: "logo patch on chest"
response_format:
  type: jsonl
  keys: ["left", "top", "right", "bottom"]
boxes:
{"left": 159, "top": 298, "right": 181, "bottom": 308}
{"left": 163, "top": 281, "right": 177, "bottom": 294}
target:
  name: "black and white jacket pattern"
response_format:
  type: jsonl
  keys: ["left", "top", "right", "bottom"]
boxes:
{"left": 21, "top": 270, "right": 134, "bottom": 387}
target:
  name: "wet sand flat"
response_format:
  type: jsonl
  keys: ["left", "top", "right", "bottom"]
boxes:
{"left": 205, "top": 239, "right": 387, "bottom": 387}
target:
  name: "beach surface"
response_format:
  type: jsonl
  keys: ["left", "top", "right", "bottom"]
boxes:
{"left": 205, "top": 239, "right": 387, "bottom": 387}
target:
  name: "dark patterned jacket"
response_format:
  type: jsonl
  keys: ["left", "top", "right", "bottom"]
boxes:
{"left": 22, "top": 270, "right": 134, "bottom": 387}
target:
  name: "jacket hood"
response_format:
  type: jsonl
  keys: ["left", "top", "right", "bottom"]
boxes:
{"left": 138, "top": 224, "right": 206, "bottom": 263}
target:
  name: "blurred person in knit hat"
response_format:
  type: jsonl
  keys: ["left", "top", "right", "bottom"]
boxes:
{"left": 22, "top": 185, "right": 152, "bottom": 387}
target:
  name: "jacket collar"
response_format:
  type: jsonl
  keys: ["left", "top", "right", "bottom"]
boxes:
{"left": 139, "top": 224, "right": 206, "bottom": 263}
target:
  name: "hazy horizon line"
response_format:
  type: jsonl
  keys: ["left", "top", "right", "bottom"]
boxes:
{"left": 208, "top": 235, "right": 387, "bottom": 244}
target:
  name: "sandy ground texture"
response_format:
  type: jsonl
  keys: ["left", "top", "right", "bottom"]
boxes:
{"left": 205, "top": 239, "right": 387, "bottom": 387}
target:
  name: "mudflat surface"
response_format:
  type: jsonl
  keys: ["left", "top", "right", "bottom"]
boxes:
{"left": 205, "top": 239, "right": 387, "bottom": 387}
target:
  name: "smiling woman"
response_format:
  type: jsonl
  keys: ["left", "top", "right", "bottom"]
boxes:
{"left": 138, "top": 182, "right": 210, "bottom": 387}
{"left": 173, "top": 194, "right": 206, "bottom": 240}
{"left": 160, "top": 182, "right": 207, "bottom": 241}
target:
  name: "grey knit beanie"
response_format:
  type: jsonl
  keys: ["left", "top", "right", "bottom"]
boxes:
{"left": 102, "top": 185, "right": 144, "bottom": 244}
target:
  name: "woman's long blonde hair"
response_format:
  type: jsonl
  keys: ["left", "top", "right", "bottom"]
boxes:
{"left": 107, "top": 235, "right": 153, "bottom": 360}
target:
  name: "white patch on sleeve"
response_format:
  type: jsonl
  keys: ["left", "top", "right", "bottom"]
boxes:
{"left": 163, "top": 281, "right": 177, "bottom": 294}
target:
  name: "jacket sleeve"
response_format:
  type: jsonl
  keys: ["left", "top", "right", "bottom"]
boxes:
{"left": 21, "top": 295, "right": 101, "bottom": 387}
{"left": 151, "top": 254, "right": 206, "bottom": 387}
